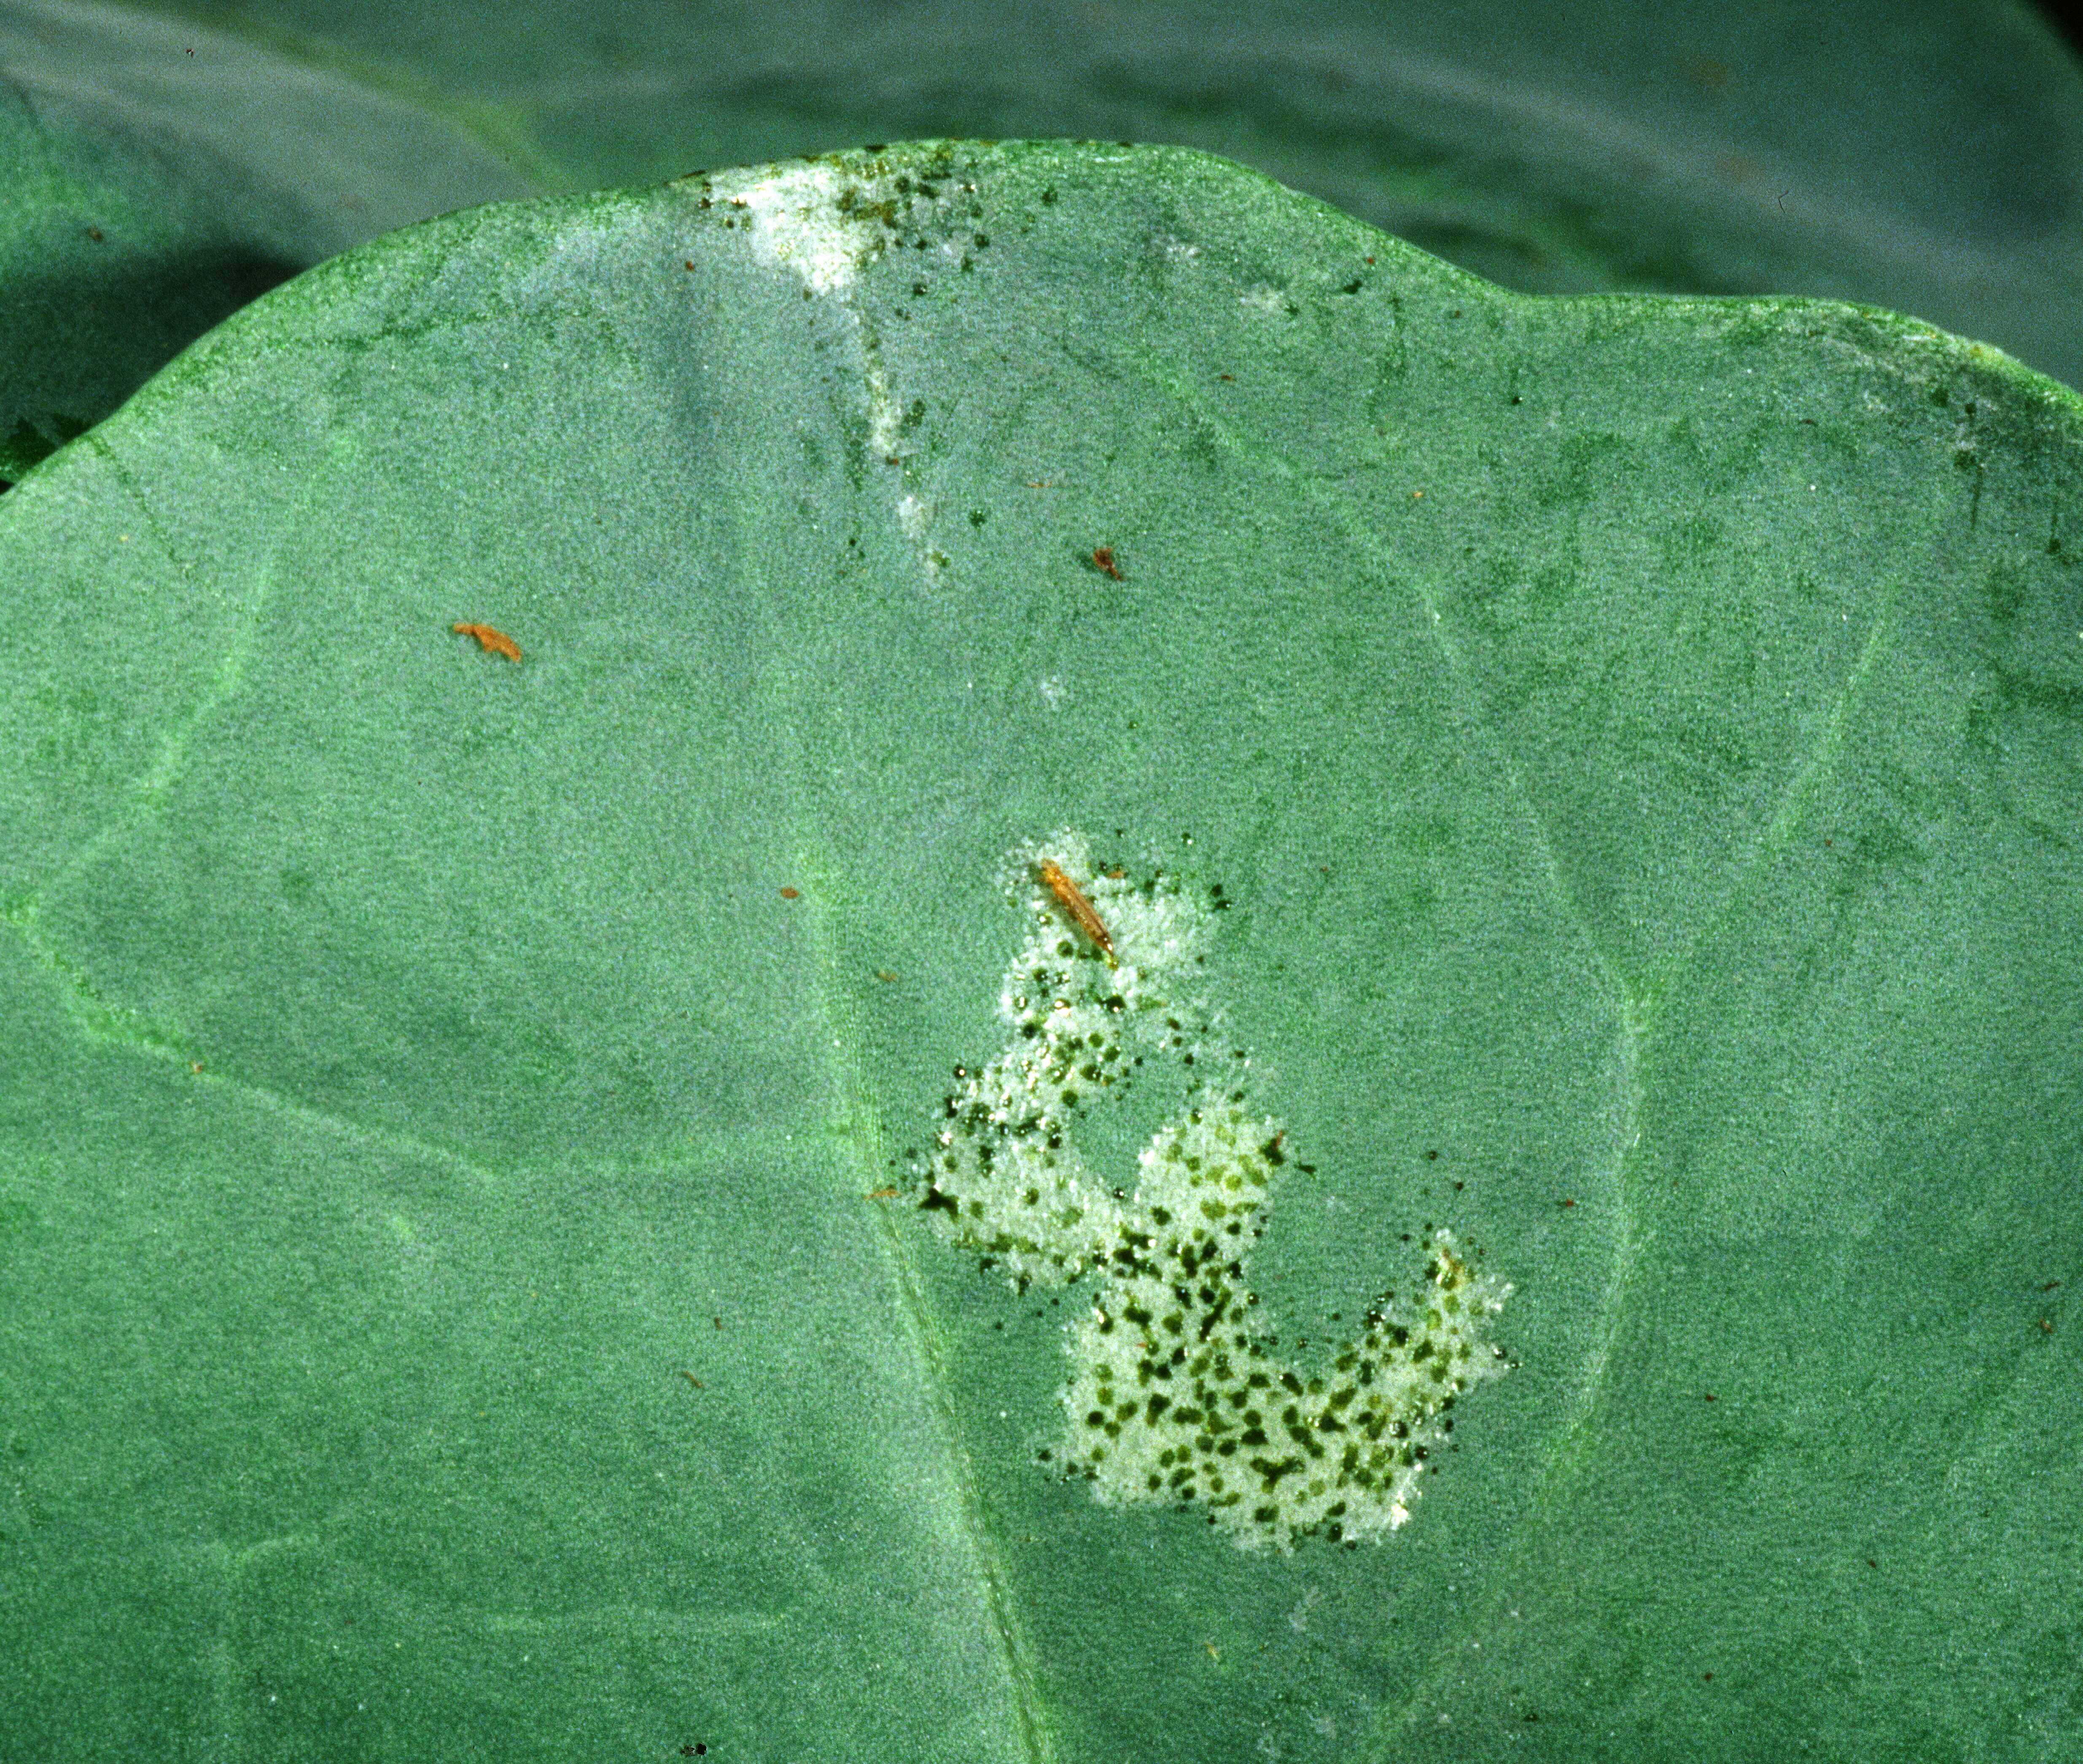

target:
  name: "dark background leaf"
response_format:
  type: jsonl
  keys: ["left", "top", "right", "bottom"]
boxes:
{"left": 0, "top": 0, "right": 539, "bottom": 481}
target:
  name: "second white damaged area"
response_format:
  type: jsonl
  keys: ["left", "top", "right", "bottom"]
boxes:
{"left": 690, "top": 148, "right": 986, "bottom": 296}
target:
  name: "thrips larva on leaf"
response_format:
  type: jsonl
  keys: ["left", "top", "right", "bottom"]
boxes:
{"left": 1036, "top": 858, "right": 1118, "bottom": 967}
{"left": 452, "top": 621, "right": 521, "bottom": 662}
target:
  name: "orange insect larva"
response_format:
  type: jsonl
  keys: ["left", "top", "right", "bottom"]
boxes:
{"left": 453, "top": 622, "right": 522, "bottom": 662}
{"left": 1036, "top": 858, "right": 1117, "bottom": 966}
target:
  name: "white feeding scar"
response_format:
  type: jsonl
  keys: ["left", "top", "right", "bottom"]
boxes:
{"left": 915, "top": 836, "right": 1512, "bottom": 1553}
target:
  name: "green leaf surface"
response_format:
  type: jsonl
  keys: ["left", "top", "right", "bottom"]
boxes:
{"left": 2, "top": 140, "right": 2078, "bottom": 1760}
{"left": 152, "top": 0, "right": 2083, "bottom": 384}
{"left": 0, "top": 0, "right": 538, "bottom": 480}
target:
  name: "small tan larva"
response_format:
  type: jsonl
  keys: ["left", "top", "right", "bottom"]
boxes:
{"left": 1036, "top": 858, "right": 1117, "bottom": 967}
{"left": 453, "top": 622, "right": 522, "bottom": 662}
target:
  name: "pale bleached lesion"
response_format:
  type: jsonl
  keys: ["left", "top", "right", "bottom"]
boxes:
{"left": 915, "top": 840, "right": 1511, "bottom": 1552}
